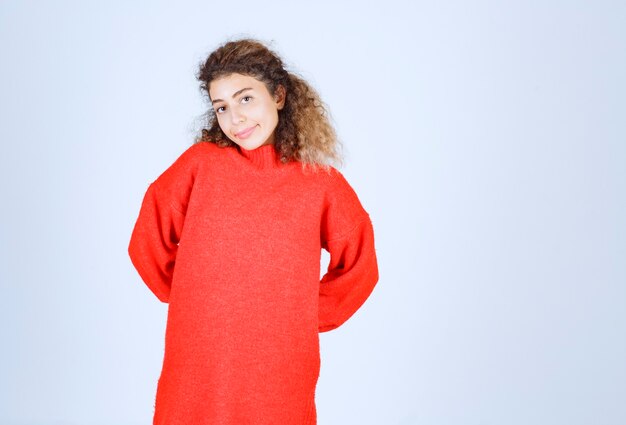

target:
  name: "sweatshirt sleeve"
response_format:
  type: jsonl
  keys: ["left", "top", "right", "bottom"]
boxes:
{"left": 319, "top": 169, "right": 379, "bottom": 332}
{"left": 128, "top": 144, "right": 199, "bottom": 303}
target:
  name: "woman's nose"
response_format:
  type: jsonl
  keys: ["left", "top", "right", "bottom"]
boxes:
{"left": 230, "top": 107, "right": 245, "bottom": 125}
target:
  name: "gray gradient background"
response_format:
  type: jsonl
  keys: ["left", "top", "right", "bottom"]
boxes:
{"left": 1, "top": 1, "right": 625, "bottom": 424}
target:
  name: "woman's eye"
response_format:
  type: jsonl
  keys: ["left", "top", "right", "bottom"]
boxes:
{"left": 216, "top": 106, "right": 225, "bottom": 113}
{"left": 241, "top": 96, "right": 252, "bottom": 103}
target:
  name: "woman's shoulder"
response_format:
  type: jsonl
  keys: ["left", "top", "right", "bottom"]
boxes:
{"left": 317, "top": 166, "right": 367, "bottom": 210}
{"left": 180, "top": 140, "right": 225, "bottom": 159}
{"left": 320, "top": 165, "right": 354, "bottom": 191}
{"left": 151, "top": 141, "right": 228, "bottom": 184}
{"left": 171, "top": 140, "right": 236, "bottom": 168}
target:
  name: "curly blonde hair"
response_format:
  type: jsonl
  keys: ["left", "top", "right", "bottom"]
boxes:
{"left": 195, "top": 38, "right": 342, "bottom": 168}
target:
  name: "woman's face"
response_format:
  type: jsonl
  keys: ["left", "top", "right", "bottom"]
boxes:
{"left": 209, "top": 73, "right": 285, "bottom": 151}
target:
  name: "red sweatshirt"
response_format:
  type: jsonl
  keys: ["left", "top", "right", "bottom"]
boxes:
{"left": 128, "top": 141, "right": 379, "bottom": 425}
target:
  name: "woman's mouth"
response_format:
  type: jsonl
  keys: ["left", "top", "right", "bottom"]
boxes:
{"left": 235, "top": 126, "right": 256, "bottom": 139}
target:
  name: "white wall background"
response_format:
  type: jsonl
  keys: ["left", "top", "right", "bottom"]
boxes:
{"left": 1, "top": 1, "right": 624, "bottom": 424}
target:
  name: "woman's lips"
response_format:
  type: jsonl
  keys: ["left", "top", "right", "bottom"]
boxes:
{"left": 235, "top": 126, "right": 256, "bottom": 139}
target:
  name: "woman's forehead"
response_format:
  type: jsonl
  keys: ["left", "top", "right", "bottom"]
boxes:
{"left": 209, "top": 73, "right": 267, "bottom": 98}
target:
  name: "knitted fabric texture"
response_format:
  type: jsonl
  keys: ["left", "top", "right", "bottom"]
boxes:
{"left": 128, "top": 141, "right": 379, "bottom": 425}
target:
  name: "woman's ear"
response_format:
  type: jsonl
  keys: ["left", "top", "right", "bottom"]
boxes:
{"left": 275, "top": 85, "right": 286, "bottom": 110}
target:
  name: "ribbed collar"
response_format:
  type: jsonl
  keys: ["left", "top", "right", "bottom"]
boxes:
{"left": 237, "top": 143, "right": 284, "bottom": 169}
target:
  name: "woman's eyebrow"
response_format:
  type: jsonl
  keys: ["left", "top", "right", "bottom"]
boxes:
{"left": 211, "top": 87, "right": 252, "bottom": 104}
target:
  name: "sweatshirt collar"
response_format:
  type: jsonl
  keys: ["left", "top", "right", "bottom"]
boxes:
{"left": 237, "top": 143, "right": 284, "bottom": 169}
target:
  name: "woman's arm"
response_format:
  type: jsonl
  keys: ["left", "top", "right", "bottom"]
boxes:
{"left": 128, "top": 144, "right": 200, "bottom": 303}
{"left": 319, "top": 169, "right": 379, "bottom": 332}
{"left": 128, "top": 183, "right": 186, "bottom": 303}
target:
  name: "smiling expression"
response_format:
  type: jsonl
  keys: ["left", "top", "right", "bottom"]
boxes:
{"left": 209, "top": 73, "right": 286, "bottom": 151}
